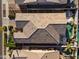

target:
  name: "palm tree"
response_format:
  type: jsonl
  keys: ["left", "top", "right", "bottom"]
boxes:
{"left": 65, "top": 18, "right": 77, "bottom": 59}
{"left": 64, "top": 42, "right": 76, "bottom": 59}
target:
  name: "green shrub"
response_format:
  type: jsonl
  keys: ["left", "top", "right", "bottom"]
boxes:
{"left": 3, "top": 26, "right": 7, "bottom": 32}
{"left": 8, "top": 35, "right": 15, "bottom": 49}
{"left": 64, "top": 43, "right": 76, "bottom": 55}
{"left": 8, "top": 15, "right": 15, "bottom": 20}
{"left": 8, "top": 26, "right": 13, "bottom": 31}
{"left": 8, "top": 25, "right": 16, "bottom": 49}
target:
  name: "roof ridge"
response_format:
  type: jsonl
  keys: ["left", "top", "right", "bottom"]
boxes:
{"left": 23, "top": 21, "right": 38, "bottom": 38}
{"left": 45, "top": 24, "right": 60, "bottom": 42}
{"left": 45, "top": 29, "right": 59, "bottom": 44}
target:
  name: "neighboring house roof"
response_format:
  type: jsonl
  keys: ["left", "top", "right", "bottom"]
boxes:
{"left": 9, "top": 0, "right": 68, "bottom": 12}
{"left": 20, "top": 2, "right": 67, "bottom": 10}
{"left": 14, "top": 23, "right": 66, "bottom": 44}
{"left": 20, "top": 0, "right": 67, "bottom": 10}
{"left": 14, "top": 29, "right": 59, "bottom": 44}
{"left": 45, "top": 24, "right": 59, "bottom": 42}
{"left": 8, "top": 0, "right": 67, "bottom": 4}
{"left": 49, "top": 24, "right": 66, "bottom": 44}
{"left": 49, "top": 24, "right": 66, "bottom": 35}
{"left": 24, "top": 0, "right": 67, "bottom": 4}
{"left": 15, "top": 21, "right": 37, "bottom": 39}
{"left": 29, "top": 29, "right": 59, "bottom": 44}
{"left": 41, "top": 52, "right": 59, "bottom": 59}
{"left": 12, "top": 50, "right": 59, "bottom": 59}
{"left": 16, "top": 13, "right": 66, "bottom": 28}
{"left": 9, "top": 0, "right": 76, "bottom": 13}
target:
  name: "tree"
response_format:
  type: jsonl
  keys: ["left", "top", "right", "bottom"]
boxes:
{"left": 7, "top": 26, "right": 16, "bottom": 57}
{"left": 64, "top": 42, "right": 76, "bottom": 59}
{"left": 8, "top": 33, "right": 15, "bottom": 49}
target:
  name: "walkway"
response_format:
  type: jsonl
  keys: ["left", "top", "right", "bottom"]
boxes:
{"left": 0, "top": 0, "right": 2, "bottom": 59}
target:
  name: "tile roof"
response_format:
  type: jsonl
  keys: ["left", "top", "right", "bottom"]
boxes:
{"left": 14, "top": 24, "right": 66, "bottom": 44}
{"left": 14, "top": 32, "right": 27, "bottom": 38}
{"left": 46, "top": 25, "right": 59, "bottom": 43}
{"left": 29, "top": 29, "right": 59, "bottom": 44}
{"left": 14, "top": 29, "right": 59, "bottom": 44}
{"left": 12, "top": 50, "right": 59, "bottom": 59}
{"left": 49, "top": 24, "right": 66, "bottom": 35}
{"left": 24, "top": 0, "right": 67, "bottom": 4}
{"left": 16, "top": 21, "right": 29, "bottom": 28}
{"left": 21, "top": 2, "right": 67, "bottom": 9}
{"left": 8, "top": 0, "right": 67, "bottom": 4}
{"left": 16, "top": 13, "right": 66, "bottom": 27}
{"left": 14, "top": 21, "right": 37, "bottom": 38}
{"left": 22, "top": 0, "right": 67, "bottom": 9}
{"left": 41, "top": 52, "right": 59, "bottom": 59}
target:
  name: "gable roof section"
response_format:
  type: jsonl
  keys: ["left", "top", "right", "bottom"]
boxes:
{"left": 45, "top": 25, "right": 59, "bottom": 43}
{"left": 48, "top": 24, "right": 66, "bottom": 35}
{"left": 14, "top": 24, "right": 66, "bottom": 44}
{"left": 29, "top": 29, "right": 59, "bottom": 44}
{"left": 14, "top": 21, "right": 38, "bottom": 38}
{"left": 14, "top": 29, "right": 59, "bottom": 44}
